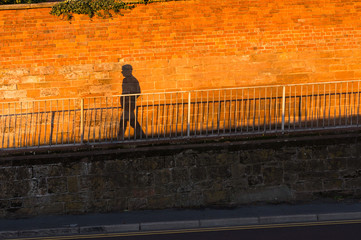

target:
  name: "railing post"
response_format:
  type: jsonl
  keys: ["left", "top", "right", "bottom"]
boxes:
{"left": 187, "top": 92, "right": 191, "bottom": 137}
{"left": 281, "top": 86, "right": 286, "bottom": 134}
{"left": 80, "top": 98, "right": 84, "bottom": 144}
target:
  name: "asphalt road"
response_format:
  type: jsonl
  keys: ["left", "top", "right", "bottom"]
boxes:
{"left": 11, "top": 220, "right": 361, "bottom": 240}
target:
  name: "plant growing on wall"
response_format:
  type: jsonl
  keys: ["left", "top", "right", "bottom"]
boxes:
{"left": 50, "top": 0, "right": 176, "bottom": 20}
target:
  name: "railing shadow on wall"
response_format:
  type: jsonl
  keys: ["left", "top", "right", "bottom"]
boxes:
{"left": 0, "top": 80, "right": 360, "bottom": 149}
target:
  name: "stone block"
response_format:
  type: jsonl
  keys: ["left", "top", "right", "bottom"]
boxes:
{"left": 67, "top": 176, "right": 79, "bottom": 193}
{"left": 47, "top": 177, "right": 67, "bottom": 194}
{"left": 234, "top": 186, "right": 293, "bottom": 204}
{"left": 40, "top": 88, "right": 59, "bottom": 97}
{"left": 263, "top": 167, "right": 283, "bottom": 185}
{"left": 3, "top": 90, "right": 27, "bottom": 99}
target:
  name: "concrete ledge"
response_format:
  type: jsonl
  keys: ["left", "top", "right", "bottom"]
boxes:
{"left": 200, "top": 217, "right": 258, "bottom": 227}
{"left": 259, "top": 214, "right": 318, "bottom": 224}
{"left": 80, "top": 224, "right": 139, "bottom": 233}
{"left": 318, "top": 212, "right": 361, "bottom": 221}
{"left": 140, "top": 220, "right": 199, "bottom": 231}
{"left": 0, "top": 2, "right": 58, "bottom": 10}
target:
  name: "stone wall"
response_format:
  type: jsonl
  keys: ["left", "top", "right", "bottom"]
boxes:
{"left": 0, "top": 132, "right": 360, "bottom": 218}
{"left": 1, "top": 0, "right": 361, "bottom": 100}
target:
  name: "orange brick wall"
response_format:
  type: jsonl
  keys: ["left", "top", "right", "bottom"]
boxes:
{"left": 1, "top": 0, "right": 361, "bottom": 101}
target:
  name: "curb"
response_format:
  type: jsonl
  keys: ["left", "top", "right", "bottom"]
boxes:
{"left": 1, "top": 212, "right": 361, "bottom": 239}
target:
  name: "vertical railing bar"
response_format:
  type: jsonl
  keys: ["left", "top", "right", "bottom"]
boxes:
{"left": 7, "top": 103, "right": 10, "bottom": 148}
{"left": 200, "top": 92, "right": 204, "bottom": 136}
{"left": 1, "top": 103, "right": 3, "bottom": 148}
{"left": 206, "top": 91, "right": 209, "bottom": 135}
{"left": 323, "top": 84, "right": 326, "bottom": 128}
{"left": 81, "top": 98, "right": 84, "bottom": 144}
{"left": 288, "top": 86, "right": 291, "bottom": 130}
{"left": 334, "top": 83, "right": 337, "bottom": 126}
{"left": 128, "top": 96, "right": 131, "bottom": 140}
{"left": 264, "top": 88, "right": 267, "bottom": 133}
{"left": 146, "top": 95, "right": 149, "bottom": 139}
{"left": 55, "top": 100, "right": 59, "bottom": 145}
{"left": 169, "top": 93, "right": 173, "bottom": 138}
{"left": 223, "top": 90, "right": 226, "bottom": 134}
{"left": 345, "top": 82, "right": 349, "bottom": 126}
{"left": 67, "top": 99, "right": 70, "bottom": 144}
{"left": 328, "top": 84, "right": 331, "bottom": 127}
{"left": 93, "top": 98, "right": 96, "bottom": 143}
{"left": 275, "top": 87, "right": 278, "bottom": 132}
{"left": 178, "top": 93, "right": 181, "bottom": 137}
{"left": 175, "top": 93, "right": 178, "bottom": 137}
{"left": 163, "top": 93, "right": 166, "bottom": 138}
{"left": 195, "top": 92, "right": 198, "bottom": 135}
{"left": 24, "top": 102, "right": 29, "bottom": 147}
{"left": 140, "top": 95, "right": 144, "bottom": 139}
{"left": 257, "top": 88, "right": 261, "bottom": 132}
{"left": 72, "top": 99, "right": 76, "bottom": 145}
{"left": 110, "top": 97, "right": 114, "bottom": 142}
{"left": 293, "top": 86, "right": 296, "bottom": 129}
{"left": 230, "top": 90, "right": 233, "bottom": 134}
{"left": 311, "top": 85, "right": 314, "bottom": 129}
{"left": 253, "top": 88, "right": 256, "bottom": 132}
{"left": 339, "top": 83, "right": 342, "bottom": 125}
{"left": 356, "top": 81, "right": 360, "bottom": 126}
{"left": 49, "top": 101, "right": 52, "bottom": 145}
{"left": 104, "top": 97, "right": 108, "bottom": 141}
{"left": 212, "top": 91, "right": 215, "bottom": 135}
{"left": 18, "top": 102, "right": 22, "bottom": 147}
{"left": 299, "top": 86, "right": 302, "bottom": 128}
{"left": 34, "top": 101, "right": 38, "bottom": 146}
{"left": 247, "top": 88, "right": 250, "bottom": 132}
{"left": 44, "top": 101, "right": 47, "bottom": 145}
{"left": 187, "top": 92, "right": 191, "bottom": 137}
{"left": 316, "top": 84, "right": 320, "bottom": 128}
{"left": 351, "top": 82, "right": 354, "bottom": 126}
{"left": 269, "top": 88, "right": 272, "bottom": 131}
{"left": 234, "top": 90, "right": 238, "bottom": 133}
{"left": 13, "top": 102, "right": 16, "bottom": 148}
{"left": 305, "top": 86, "right": 308, "bottom": 129}
{"left": 218, "top": 90, "right": 221, "bottom": 135}
{"left": 100, "top": 97, "right": 104, "bottom": 142}
{"left": 281, "top": 86, "right": 285, "bottom": 134}
{"left": 158, "top": 94, "right": 161, "bottom": 139}
{"left": 152, "top": 93, "right": 155, "bottom": 139}
{"left": 38, "top": 102, "right": 41, "bottom": 147}
{"left": 145, "top": 95, "right": 149, "bottom": 139}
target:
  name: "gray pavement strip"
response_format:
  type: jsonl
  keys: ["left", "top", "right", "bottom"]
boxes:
{"left": 80, "top": 224, "right": 140, "bottom": 233}
{"left": 0, "top": 231, "right": 18, "bottom": 239}
{"left": 318, "top": 212, "right": 361, "bottom": 221}
{"left": 18, "top": 227, "right": 79, "bottom": 238}
{"left": 200, "top": 217, "right": 258, "bottom": 227}
{"left": 259, "top": 214, "right": 318, "bottom": 224}
{"left": 140, "top": 220, "right": 199, "bottom": 231}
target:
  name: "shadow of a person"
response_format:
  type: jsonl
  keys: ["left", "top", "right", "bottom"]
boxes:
{"left": 118, "top": 64, "right": 145, "bottom": 139}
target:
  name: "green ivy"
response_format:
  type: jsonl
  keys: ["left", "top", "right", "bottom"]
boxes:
{"left": 50, "top": 0, "right": 137, "bottom": 20}
{"left": 50, "top": 0, "right": 180, "bottom": 20}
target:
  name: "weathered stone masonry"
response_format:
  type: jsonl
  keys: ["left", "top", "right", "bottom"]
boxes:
{"left": 0, "top": 132, "right": 360, "bottom": 218}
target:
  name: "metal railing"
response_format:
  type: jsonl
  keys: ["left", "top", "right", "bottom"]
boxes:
{"left": 1, "top": 80, "right": 360, "bottom": 149}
